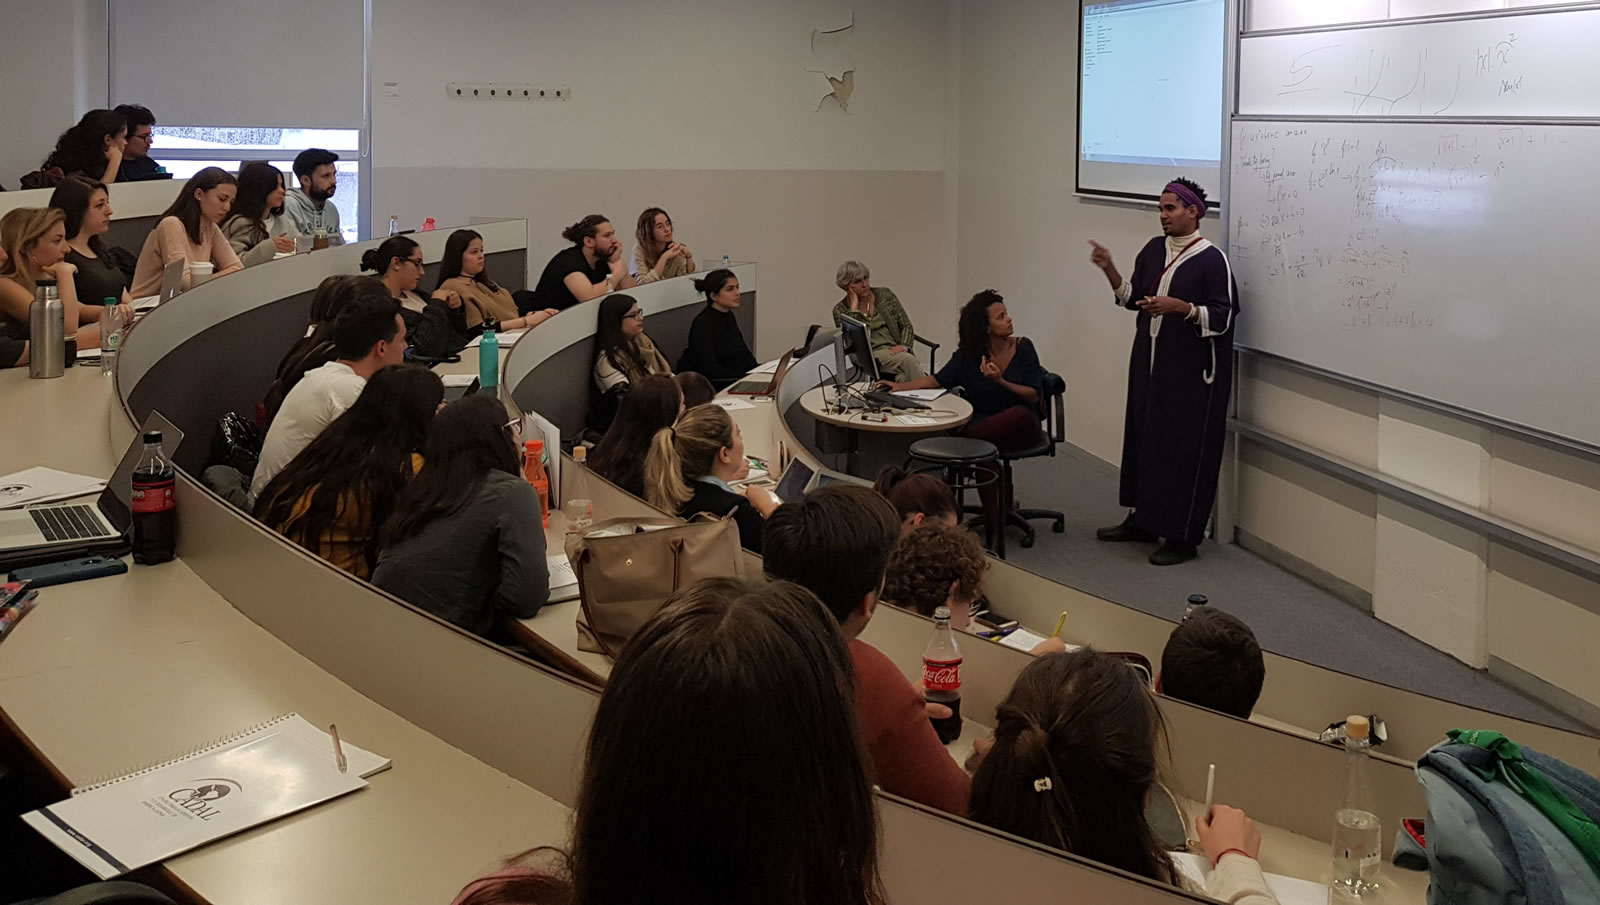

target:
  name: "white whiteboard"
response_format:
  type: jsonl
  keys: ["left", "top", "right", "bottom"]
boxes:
{"left": 1228, "top": 119, "right": 1600, "bottom": 445}
{"left": 1238, "top": 6, "right": 1600, "bottom": 117}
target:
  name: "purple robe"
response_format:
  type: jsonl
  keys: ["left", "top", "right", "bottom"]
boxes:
{"left": 1116, "top": 236, "right": 1239, "bottom": 544}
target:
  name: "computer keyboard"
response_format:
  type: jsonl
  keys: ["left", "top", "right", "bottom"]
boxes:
{"left": 30, "top": 505, "right": 113, "bottom": 542}
{"left": 863, "top": 390, "right": 931, "bottom": 410}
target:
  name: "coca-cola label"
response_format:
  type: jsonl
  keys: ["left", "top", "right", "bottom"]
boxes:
{"left": 131, "top": 478, "right": 175, "bottom": 513}
{"left": 923, "top": 657, "right": 962, "bottom": 692}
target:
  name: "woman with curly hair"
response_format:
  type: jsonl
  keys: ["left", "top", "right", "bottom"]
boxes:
{"left": 883, "top": 522, "right": 1062, "bottom": 655}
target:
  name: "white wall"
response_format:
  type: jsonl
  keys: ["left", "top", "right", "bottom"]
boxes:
{"left": 0, "top": 0, "right": 107, "bottom": 187}
{"left": 370, "top": 0, "right": 959, "bottom": 357}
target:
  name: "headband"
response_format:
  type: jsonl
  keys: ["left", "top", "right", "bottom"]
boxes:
{"left": 1164, "top": 181, "right": 1205, "bottom": 213}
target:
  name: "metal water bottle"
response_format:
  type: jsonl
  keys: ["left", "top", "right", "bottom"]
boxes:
{"left": 28, "top": 278, "right": 65, "bottom": 379}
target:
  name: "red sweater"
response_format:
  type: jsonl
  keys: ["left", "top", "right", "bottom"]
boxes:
{"left": 849, "top": 639, "right": 971, "bottom": 816}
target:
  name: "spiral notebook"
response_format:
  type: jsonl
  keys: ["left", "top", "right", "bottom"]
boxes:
{"left": 23, "top": 714, "right": 389, "bottom": 879}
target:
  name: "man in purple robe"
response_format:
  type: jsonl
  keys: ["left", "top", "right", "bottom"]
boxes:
{"left": 1088, "top": 178, "right": 1238, "bottom": 566}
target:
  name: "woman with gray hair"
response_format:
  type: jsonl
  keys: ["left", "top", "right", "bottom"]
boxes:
{"left": 831, "top": 260, "right": 924, "bottom": 381}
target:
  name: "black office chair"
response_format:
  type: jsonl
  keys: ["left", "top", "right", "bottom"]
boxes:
{"left": 998, "top": 372, "right": 1068, "bottom": 549}
{"left": 11, "top": 881, "right": 175, "bottom": 905}
{"left": 912, "top": 334, "right": 941, "bottom": 372}
{"left": 803, "top": 324, "right": 941, "bottom": 373}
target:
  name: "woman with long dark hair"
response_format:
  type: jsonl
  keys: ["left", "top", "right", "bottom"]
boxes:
{"left": 39, "top": 109, "right": 127, "bottom": 185}
{"left": 674, "top": 268, "right": 756, "bottom": 385}
{"left": 254, "top": 365, "right": 443, "bottom": 578}
{"left": 448, "top": 578, "right": 887, "bottom": 905}
{"left": 591, "top": 293, "right": 671, "bottom": 394}
{"left": 374, "top": 395, "right": 549, "bottom": 637}
{"left": 360, "top": 234, "right": 468, "bottom": 360}
{"left": 436, "top": 228, "right": 557, "bottom": 332}
{"left": 130, "top": 167, "right": 244, "bottom": 296}
{"left": 223, "top": 162, "right": 297, "bottom": 267}
{"left": 873, "top": 464, "right": 958, "bottom": 535}
{"left": 49, "top": 177, "right": 135, "bottom": 322}
{"left": 588, "top": 373, "right": 683, "bottom": 499}
{"left": 631, "top": 206, "right": 694, "bottom": 284}
{"left": 969, "top": 649, "right": 1280, "bottom": 904}
{"left": 880, "top": 288, "right": 1042, "bottom": 452}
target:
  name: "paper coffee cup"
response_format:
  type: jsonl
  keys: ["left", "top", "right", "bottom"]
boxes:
{"left": 189, "top": 261, "right": 215, "bottom": 284}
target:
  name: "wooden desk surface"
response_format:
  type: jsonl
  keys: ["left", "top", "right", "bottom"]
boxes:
{"left": 799, "top": 384, "right": 973, "bottom": 434}
{"left": 0, "top": 367, "right": 570, "bottom": 905}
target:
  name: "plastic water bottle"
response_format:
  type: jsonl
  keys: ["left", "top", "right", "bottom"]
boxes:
{"left": 563, "top": 445, "right": 593, "bottom": 534}
{"left": 422, "top": 217, "right": 436, "bottom": 231}
{"left": 1330, "top": 714, "right": 1382, "bottom": 898}
{"left": 1185, "top": 593, "right": 1208, "bottom": 618}
{"left": 721, "top": 253, "right": 730, "bottom": 270}
{"left": 388, "top": 214, "right": 399, "bottom": 236}
{"left": 478, "top": 322, "right": 499, "bottom": 390}
{"left": 99, "top": 297, "right": 125, "bottom": 376}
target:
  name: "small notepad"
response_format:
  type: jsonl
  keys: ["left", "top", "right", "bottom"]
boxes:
{"left": 24, "top": 714, "right": 388, "bottom": 878}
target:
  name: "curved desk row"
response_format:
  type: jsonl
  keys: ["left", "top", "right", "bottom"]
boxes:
{"left": 0, "top": 225, "right": 1210, "bottom": 904}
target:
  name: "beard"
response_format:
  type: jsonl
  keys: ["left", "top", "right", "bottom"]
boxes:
{"left": 309, "top": 183, "right": 337, "bottom": 203}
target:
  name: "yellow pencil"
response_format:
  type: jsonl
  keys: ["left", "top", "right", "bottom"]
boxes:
{"left": 1051, "top": 611, "right": 1068, "bottom": 638}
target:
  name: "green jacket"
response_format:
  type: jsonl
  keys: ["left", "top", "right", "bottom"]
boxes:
{"left": 832, "top": 286, "right": 914, "bottom": 351}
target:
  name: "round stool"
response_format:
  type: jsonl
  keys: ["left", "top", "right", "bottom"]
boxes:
{"left": 906, "top": 437, "right": 1004, "bottom": 556}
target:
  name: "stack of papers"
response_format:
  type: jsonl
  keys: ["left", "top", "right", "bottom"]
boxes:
{"left": 994, "top": 628, "right": 1082, "bottom": 654}
{"left": 466, "top": 329, "right": 528, "bottom": 349}
{"left": 1169, "top": 852, "right": 1328, "bottom": 904}
{"left": 0, "top": 468, "right": 106, "bottom": 509}
{"left": 893, "top": 389, "right": 946, "bottom": 401}
{"left": 548, "top": 554, "right": 579, "bottom": 603}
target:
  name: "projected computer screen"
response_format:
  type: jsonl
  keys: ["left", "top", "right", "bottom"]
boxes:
{"left": 1078, "top": 0, "right": 1225, "bottom": 204}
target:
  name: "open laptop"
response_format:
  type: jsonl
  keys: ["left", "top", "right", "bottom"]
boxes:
{"left": 726, "top": 350, "right": 794, "bottom": 396}
{"left": 772, "top": 458, "right": 816, "bottom": 503}
{"left": 132, "top": 260, "right": 185, "bottom": 312}
{"left": 0, "top": 412, "right": 184, "bottom": 570}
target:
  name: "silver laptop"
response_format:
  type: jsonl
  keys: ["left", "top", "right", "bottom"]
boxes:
{"left": 772, "top": 458, "right": 817, "bottom": 503}
{"left": 133, "top": 260, "right": 185, "bottom": 312}
{"left": 0, "top": 412, "right": 183, "bottom": 563}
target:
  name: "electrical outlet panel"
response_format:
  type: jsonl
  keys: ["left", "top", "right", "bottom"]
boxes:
{"left": 447, "top": 82, "right": 536, "bottom": 101}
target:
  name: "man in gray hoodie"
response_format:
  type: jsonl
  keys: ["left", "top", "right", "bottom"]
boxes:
{"left": 284, "top": 148, "right": 344, "bottom": 244}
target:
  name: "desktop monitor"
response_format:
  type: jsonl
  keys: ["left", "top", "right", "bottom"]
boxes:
{"left": 836, "top": 315, "right": 878, "bottom": 384}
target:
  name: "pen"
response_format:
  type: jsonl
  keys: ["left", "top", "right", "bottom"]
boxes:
{"left": 1203, "top": 763, "right": 1216, "bottom": 817}
{"left": 1051, "top": 611, "right": 1068, "bottom": 638}
{"left": 330, "top": 723, "right": 348, "bottom": 773}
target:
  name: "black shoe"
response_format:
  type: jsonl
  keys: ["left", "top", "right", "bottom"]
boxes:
{"left": 1096, "top": 513, "right": 1156, "bottom": 543}
{"left": 1149, "top": 541, "right": 1198, "bottom": 566}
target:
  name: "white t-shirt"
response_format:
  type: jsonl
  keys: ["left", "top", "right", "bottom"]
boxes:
{"left": 250, "top": 361, "right": 367, "bottom": 497}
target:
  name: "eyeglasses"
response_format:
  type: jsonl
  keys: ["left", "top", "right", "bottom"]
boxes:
{"left": 624, "top": 309, "right": 644, "bottom": 320}
{"left": 405, "top": 257, "right": 425, "bottom": 269}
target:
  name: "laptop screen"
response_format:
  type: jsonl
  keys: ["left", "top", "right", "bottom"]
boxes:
{"left": 774, "top": 459, "right": 816, "bottom": 503}
{"left": 99, "top": 411, "right": 184, "bottom": 532}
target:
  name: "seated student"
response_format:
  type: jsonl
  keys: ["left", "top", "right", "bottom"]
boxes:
{"left": 592, "top": 293, "right": 672, "bottom": 395}
{"left": 253, "top": 365, "right": 443, "bottom": 579}
{"left": 447, "top": 578, "right": 886, "bottom": 905}
{"left": 261, "top": 275, "right": 389, "bottom": 428}
{"left": 526, "top": 214, "right": 635, "bottom": 312}
{"left": 437, "top": 228, "right": 558, "bottom": 333}
{"left": 112, "top": 104, "right": 162, "bottom": 182}
{"left": 282, "top": 148, "right": 344, "bottom": 244}
{"left": 833, "top": 260, "right": 924, "bottom": 381}
{"left": 969, "top": 649, "right": 1281, "bottom": 905}
{"left": 631, "top": 206, "right": 695, "bottom": 284}
{"left": 33, "top": 109, "right": 126, "bottom": 187}
{"left": 873, "top": 464, "right": 958, "bottom": 535}
{"left": 883, "top": 522, "right": 1065, "bottom": 657}
{"left": 882, "top": 289, "right": 1043, "bottom": 453}
{"left": 373, "top": 395, "right": 550, "bottom": 638}
{"left": 588, "top": 373, "right": 683, "bottom": 499}
{"left": 130, "top": 167, "right": 244, "bottom": 297}
{"left": 252, "top": 295, "right": 408, "bottom": 497}
{"left": 222, "top": 162, "right": 297, "bottom": 267}
{"left": 675, "top": 269, "right": 756, "bottom": 385}
{"left": 0, "top": 244, "right": 27, "bottom": 368}
{"left": 644, "top": 403, "right": 776, "bottom": 552}
{"left": 361, "top": 235, "right": 468, "bottom": 360}
{"left": 674, "top": 370, "right": 715, "bottom": 408}
{"left": 1159, "top": 606, "right": 1266, "bottom": 719}
{"left": 0, "top": 207, "right": 107, "bottom": 353}
{"left": 49, "top": 177, "right": 135, "bottom": 323}
{"left": 762, "top": 485, "right": 971, "bottom": 817}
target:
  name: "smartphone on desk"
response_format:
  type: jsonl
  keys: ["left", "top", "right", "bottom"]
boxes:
{"left": 974, "top": 608, "right": 1018, "bottom": 632}
{"left": 10, "top": 556, "right": 129, "bottom": 588}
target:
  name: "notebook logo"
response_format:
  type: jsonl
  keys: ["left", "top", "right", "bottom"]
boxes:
{"left": 169, "top": 778, "right": 242, "bottom": 820}
{"left": 0, "top": 484, "right": 30, "bottom": 497}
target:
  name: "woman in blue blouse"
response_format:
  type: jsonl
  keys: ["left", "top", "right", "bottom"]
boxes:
{"left": 880, "top": 289, "right": 1043, "bottom": 452}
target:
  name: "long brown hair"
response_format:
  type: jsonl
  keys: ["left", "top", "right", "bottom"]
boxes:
{"left": 161, "top": 167, "right": 237, "bottom": 244}
{"left": 588, "top": 373, "right": 682, "bottom": 498}
{"left": 0, "top": 207, "right": 67, "bottom": 292}
{"left": 633, "top": 206, "right": 670, "bottom": 269}
{"left": 571, "top": 577, "right": 886, "bottom": 905}
{"left": 644, "top": 404, "right": 735, "bottom": 512}
{"left": 969, "top": 648, "right": 1178, "bottom": 886}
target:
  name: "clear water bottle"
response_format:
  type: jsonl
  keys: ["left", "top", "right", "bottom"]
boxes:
{"left": 1185, "top": 593, "right": 1208, "bottom": 618}
{"left": 388, "top": 214, "right": 400, "bottom": 237}
{"left": 1330, "top": 714, "right": 1382, "bottom": 898}
{"left": 563, "top": 445, "right": 593, "bottom": 534}
{"left": 99, "top": 297, "right": 125, "bottom": 376}
{"left": 478, "top": 321, "right": 499, "bottom": 389}
{"left": 923, "top": 606, "right": 963, "bottom": 744}
{"left": 721, "top": 253, "right": 731, "bottom": 270}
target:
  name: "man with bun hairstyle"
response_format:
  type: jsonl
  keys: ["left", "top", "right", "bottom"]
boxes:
{"left": 526, "top": 214, "right": 636, "bottom": 312}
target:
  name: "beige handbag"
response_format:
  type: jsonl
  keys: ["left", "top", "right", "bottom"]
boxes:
{"left": 564, "top": 514, "right": 746, "bottom": 657}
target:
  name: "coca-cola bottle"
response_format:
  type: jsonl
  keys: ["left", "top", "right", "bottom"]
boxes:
{"left": 130, "top": 430, "right": 177, "bottom": 564}
{"left": 923, "top": 605, "right": 963, "bottom": 744}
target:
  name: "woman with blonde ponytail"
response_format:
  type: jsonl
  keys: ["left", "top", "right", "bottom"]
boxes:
{"left": 643, "top": 404, "right": 776, "bottom": 552}
{"left": 968, "top": 649, "right": 1281, "bottom": 905}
